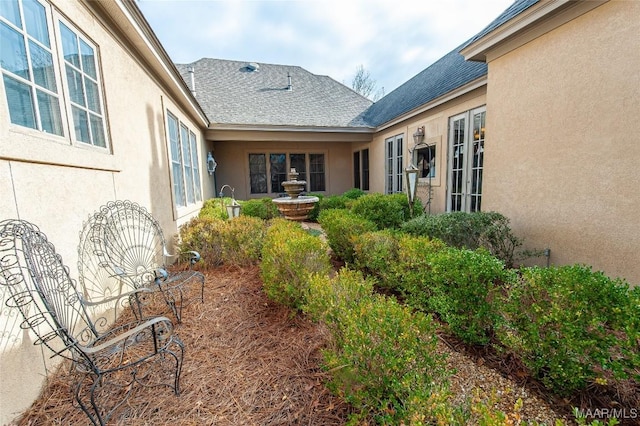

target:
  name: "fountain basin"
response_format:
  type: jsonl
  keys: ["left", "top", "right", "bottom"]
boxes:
{"left": 272, "top": 196, "right": 319, "bottom": 221}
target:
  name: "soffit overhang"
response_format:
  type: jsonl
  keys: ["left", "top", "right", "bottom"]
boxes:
{"left": 461, "top": 0, "right": 608, "bottom": 62}
{"left": 206, "top": 124, "right": 374, "bottom": 143}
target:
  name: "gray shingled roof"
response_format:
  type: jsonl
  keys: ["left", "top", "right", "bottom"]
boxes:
{"left": 463, "top": 0, "right": 539, "bottom": 47}
{"left": 177, "top": 59, "right": 373, "bottom": 128}
{"left": 361, "top": 46, "right": 487, "bottom": 128}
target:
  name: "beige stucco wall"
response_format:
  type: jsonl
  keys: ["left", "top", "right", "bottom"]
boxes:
{"left": 0, "top": 1, "right": 212, "bottom": 422}
{"left": 212, "top": 139, "right": 356, "bottom": 200}
{"left": 483, "top": 0, "right": 640, "bottom": 284}
{"left": 366, "top": 88, "right": 487, "bottom": 215}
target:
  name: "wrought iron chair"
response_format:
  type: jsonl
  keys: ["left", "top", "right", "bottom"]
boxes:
{"left": 0, "top": 219, "right": 184, "bottom": 426}
{"left": 88, "top": 200, "right": 205, "bottom": 323}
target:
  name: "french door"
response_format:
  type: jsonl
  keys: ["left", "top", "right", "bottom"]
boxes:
{"left": 447, "top": 107, "right": 486, "bottom": 212}
{"left": 385, "top": 134, "right": 403, "bottom": 194}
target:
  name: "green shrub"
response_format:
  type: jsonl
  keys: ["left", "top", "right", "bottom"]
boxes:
{"left": 304, "top": 268, "right": 375, "bottom": 327}
{"left": 351, "top": 193, "right": 415, "bottom": 229}
{"left": 342, "top": 188, "right": 366, "bottom": 200}
{"left": 398, "top": 241, "right": 512, "bottom": 345}
{"left": 240, "top": 197, "right": 280, "bottom": 220}
{"left": 178, "top": 216, "right": 226, "bottom": 267}
{"left": 199, "top": 197, "right": 230, "bottom": 220}
{"left": 319, "top": 194, "right": 349, "bottom": 211}
{"left": 317, "top": 209, "right": 377, "bottom": 263}
{"left": 260, "top": 219, "right": 331, "bottom": 310}
{"left": 352, "top": 230, "right": 401, "bottom": 289}
{"left": 401, "top": 211, "right": 523, "bottom": 267}
{"left": 497, "top": 265, "right": 639, "bottom": 395}
{"left": 322, "top": 293, "right": 450, "bottom": 424}
{"left": 218, "top": 216, "right": 266, "bottom": 266}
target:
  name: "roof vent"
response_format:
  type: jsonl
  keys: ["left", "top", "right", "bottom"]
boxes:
{"left": 246, "top": 62, "right": 260, "bottom": 72}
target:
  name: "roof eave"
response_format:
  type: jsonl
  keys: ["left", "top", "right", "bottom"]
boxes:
{"left": 461, "top": 0, "right": 607, "bottom": 62}
{"left": 206, "top": 124, "right": 375, "bottom": 143}
{"left": 86, "top": 0, "right": 208, "bottom": 127}
{"left": 375, "top": 76, "right": 487, "bottom": 132}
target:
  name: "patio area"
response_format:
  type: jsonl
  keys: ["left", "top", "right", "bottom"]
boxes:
{"left": 14, "top": 265, "right": 569, "bottom": 425}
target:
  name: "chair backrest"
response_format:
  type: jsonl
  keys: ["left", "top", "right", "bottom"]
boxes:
{"left": 90, "top": 201, "right": 166, "bottom": 288}
{"left": 0, "top": 219, "right": 98, "bottom": 362}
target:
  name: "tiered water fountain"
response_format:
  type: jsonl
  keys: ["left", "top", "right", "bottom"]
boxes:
{"left": 272, "top": 168, "right": 319, "bottom": 221}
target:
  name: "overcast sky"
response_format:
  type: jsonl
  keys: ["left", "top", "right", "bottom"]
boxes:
{"left": 138, "top": 0, "right": 514, "bottom": 98}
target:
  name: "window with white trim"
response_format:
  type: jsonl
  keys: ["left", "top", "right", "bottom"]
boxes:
{"left": 167, "top": 111, "right": 202, "bottom": 207}
{"left": 385, "top": 134, "right": 403, "bottom": 194}
{"left": 248, "top": 152, "right": 325, "bottom": 195}
{"left": 0, "top": 0, "right": 108, "bottom": 147}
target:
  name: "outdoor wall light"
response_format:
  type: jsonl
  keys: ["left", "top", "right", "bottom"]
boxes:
{"left": 207, "top": 152, "right": 217, "bottom": 176}
{"left": 412, "top": 126, "right": 425, "bottom": 144}
{"left": 405, "top": 167, "right": 419, "bottom": 217}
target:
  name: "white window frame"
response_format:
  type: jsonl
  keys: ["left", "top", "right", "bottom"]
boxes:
{"left": 0, "top": 0, "right": 110, "bottom": 149}
{"left": 385, "top": 134, "right": 403, "bottom": 194}
{"left": 446, "top": 106, "right": 486, "bottom": 212}
{"left": 167, "top": 111, "right": 202, "bottom": 208}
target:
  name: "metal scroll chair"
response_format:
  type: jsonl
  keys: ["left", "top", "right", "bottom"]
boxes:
{"left": 0, "top": 219, "right": 184, "bottom": 426}
{"left": 89, "top": 200, "right": 205, "bottom": 323}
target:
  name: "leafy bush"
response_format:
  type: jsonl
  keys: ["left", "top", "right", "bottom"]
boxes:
{"left": 398, "top": 240, "right": 512, "bottom": 345}
{"left": 352, "top": 230, "right": 401, "bottom": 289}
{"left": 497, "top": 265, "right": 640, "bottom": 395}
{"left": 199, "top": 197, "right": 230, "bottom": 220}
{"left": 401, "top": 211, "right": 523, "bottom": 267}
{"left": 317, "top": 209, "right": 377, "bottom": 263}
{"left": 218, "top": 216, "right": 266, "bottom": 266}
{"left": 240, "top": 197, "right": 280, "bottom": 220}
{"left": 342, "top": 188, "right": 366, "bottom": 200}
{"left": 178, "top": 216, "right": 226, "bottom": 267}
{"left": 319, "top": 195, "right": 349, "bottom": 211}
{"left": 351, "top": 193, "right": 415, "bottom": 229}
{"left": 260, "top": 219, "right": 331, "bottom": 310}
{"left": 304, "top": 268, "right": 375, "bottom": 326}
{"left": 322, "top": 293, "right": 450, "bottom": 424}
{"left": 306, "top": 193, "right": 324, "bottom": 221}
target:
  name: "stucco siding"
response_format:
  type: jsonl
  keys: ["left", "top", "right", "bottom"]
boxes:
{"left": 0, "top": 1, "right": 210, "bottom": 422}
{"left": 483, "top": 0, "right": 640, "bottom": 284}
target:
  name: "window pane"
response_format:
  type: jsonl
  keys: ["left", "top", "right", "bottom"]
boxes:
{"left": 353, "top": 152, "right": 360, "bottom": 189}
{"left": 84, "top": 76, "right": 100, "bottom": 113}
{"left": 3, "top": 74, "right": 35, "bottom": 128}
{"left": 181, "top": 125, "right": 194, "bottom": 204}
{"left": 168, "top": 114, "right": 180, "bottom": 161}
{"left": 249, "top": 153, "right": 267, "bottom": 194}
{"left": 362, "top": 149, "right": 369, "bottom": 191}
{"left": 65, "top": 65, "right": 84, "bottom": 105}
{"left": 172, "top": 163, "right": 185, "bottom": 206}
{"left": 189, "top": 132, "right": 202, "bottom": 202}
{"left": 72, "top": 105, "right": 89, "bottom": 142}
{"left": 59, "top": 22, "right": 79, "bottom": 67}
{"left": 89, "top": 113, "right": 105, "bottom": 147}
{"left": 309, "top": 153, "right": 325, "bottom": 192}
{"left": 22, "top": 0, "right": 49, "bottom": 47}
{"left": 0, "top": 0, "right": 21, "bottom": 28}
{"left": 0, "top": 22, "right": 29, "bottom": 79}
{"left": 37, "top": 89, "right": 62, "bottom": 135}
{"left": 289, "top": 153, "right": 306, "bottom": 191}
{"left": 167, "top": 113, "right": 185, "bottom": 206}
{"left": 79, "top": 39, "right": 96, "bottom": 79}
{"left": 29, "top": 40, "right": 55, "bottom": 91}
{"left": 270, "top": 153, "right": 286, "bottom": 193}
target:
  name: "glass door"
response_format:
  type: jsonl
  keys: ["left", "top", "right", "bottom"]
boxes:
{"left": 447, "top": 107, "right": 485, "bottom": 212}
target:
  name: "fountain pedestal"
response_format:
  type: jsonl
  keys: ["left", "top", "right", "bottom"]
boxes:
{"left": 272, "top": 168, "right": 319, "bottom": 221}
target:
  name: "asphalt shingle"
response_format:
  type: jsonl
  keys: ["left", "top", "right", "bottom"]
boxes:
{"left": 177, "top": 59, "right": 373, "bottom": 128}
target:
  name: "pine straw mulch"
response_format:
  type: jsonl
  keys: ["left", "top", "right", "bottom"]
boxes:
{"left": 12, "top": 264, "right": 639, "bottom": 425}
{"left": 15, "top": 266, "right": 354, "bottom": 425}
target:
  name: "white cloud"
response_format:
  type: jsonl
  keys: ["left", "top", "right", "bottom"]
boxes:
{"left": 138, "top": 0, "right": 513, "bottom": 94}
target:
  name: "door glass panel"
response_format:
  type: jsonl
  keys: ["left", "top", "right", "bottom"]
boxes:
{"left": 249, "top": 153, "right": 267, "bottom": 194}
{"left": 59, "top": 22, "right": 79, "bottom": 67}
